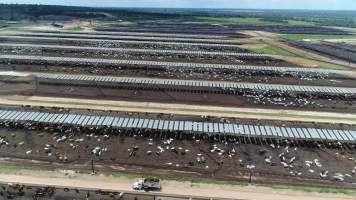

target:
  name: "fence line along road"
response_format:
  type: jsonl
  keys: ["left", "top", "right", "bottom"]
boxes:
{"left": 0, "top": 109, "right": 354, "bottom": 142}
{"left": 0, "top": 54, "right": 346, "bottom": 74}
{"left": 0, "top": 70, "right": 355, "bottom": 95}
{"left": 0, "top": 35, "right": 242, "bottom": 48}
{"left": 12, "top": 32, "right": 238, "bottom": 44}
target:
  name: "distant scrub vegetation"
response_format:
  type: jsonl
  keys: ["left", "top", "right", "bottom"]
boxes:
{"left": 1, "top": 4, "right": 356, "bottom": 28}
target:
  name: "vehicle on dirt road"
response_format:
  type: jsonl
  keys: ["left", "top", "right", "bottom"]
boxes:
{"left": 133, "top": 177, "right": 161, "bottom": 191}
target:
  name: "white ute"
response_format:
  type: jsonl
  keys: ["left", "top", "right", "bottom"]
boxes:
{"left": 133, "top": 177, "right": 161, "bottom": 191}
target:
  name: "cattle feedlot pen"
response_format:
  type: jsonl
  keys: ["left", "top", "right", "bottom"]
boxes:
{"left": 12, "top": 32, "right": 238, "bottom": 44}
{"left": 0, "top": 35, "right": 242, "bottom": 48}
{"left": 0, "top": 43, "right": 263, "bottom": 57}
{"left": 0, "top": 109, "right": 354, "bottom": 142}
{"left": 0, "top": 54, "right": 347, "bottom": 75}
{"left": 0, "top": 70, "right": 355, "bottom": 95}
{"left": 33, "top": 72, "right": 356, "bottom": 95}
{"left": 33, "top": 30, "right": 229, "bottom": 39}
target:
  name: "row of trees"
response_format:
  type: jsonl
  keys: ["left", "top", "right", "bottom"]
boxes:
{"left": 0, "top": 4, "right": 184, "bottom": 22}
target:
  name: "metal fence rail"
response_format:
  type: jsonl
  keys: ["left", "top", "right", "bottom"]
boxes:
{"left": 0, "top": 109, "right": 354, "bottom": 142}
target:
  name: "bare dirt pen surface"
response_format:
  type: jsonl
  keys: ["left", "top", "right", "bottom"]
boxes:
{"left": 273, "top": 55, "right": 320, "bottom": 67}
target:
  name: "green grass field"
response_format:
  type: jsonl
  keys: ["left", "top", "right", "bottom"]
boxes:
{"left": 192, "top": 17, "right": 315, "bottom": 26}
{"left": 286, "top": 20, "right": 315, "bottom": 26}
{"left": 196, "top": 17, "right": 267, "bottom": 24}
{"left": 250, "top": 43, "right": 295, "bottom": 56}
{"left": 0, "top": 26, "right": 20, "bottom": 32}
{"left": 64, "top": 25, "right": 84, "bottom": 31}
{"left": 245, "top": 39, "right": 353, "bottom": 70}
{"left": 279, "top": 34, "right": 356, "bottom": 41}
{"left": 233, "top": 39, "right": 352, "bottom": 70}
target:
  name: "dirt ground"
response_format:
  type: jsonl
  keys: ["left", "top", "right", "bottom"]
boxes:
{"left": 273, "top": 55, "right": 320, "bottom": 67}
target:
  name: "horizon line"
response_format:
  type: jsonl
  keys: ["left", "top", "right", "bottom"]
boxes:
{"left": 0, "top": 3, "right": 355, "bottom": 12}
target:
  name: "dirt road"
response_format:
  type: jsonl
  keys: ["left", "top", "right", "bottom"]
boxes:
{"left": 242, "top": 31, "right": 356, "bottom": 69}
{"left": 1, "top": 95, "right": 356, "bottom": 124}
{"left": 0, "top": 170, "right": 354, "bottom": 200}
{"left": 266, "top": 38, "right": 356, "bottom": 69}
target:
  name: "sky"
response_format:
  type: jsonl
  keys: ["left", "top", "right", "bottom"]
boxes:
{"left": 0, "top": 0, "right": 355, "bottom": 10}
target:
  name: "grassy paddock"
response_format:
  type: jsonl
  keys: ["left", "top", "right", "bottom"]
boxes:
{"left": 279, "top": 34, "right": 356, "bottom": 41}
{"left": 252, "top": 38, "right": 355, "bottom": 70}
{"left": 195, "top": 17, "right": 266, "bottom": 24}
{"left": 250, "top": 43, "right": 295, "bottom": 56}
{"left": 286, "top": 20, "right": 315, "bottom": 26}
{"left": 241, "top": 39, "right": 297, "bottom": 56}
{"left": 64, "top": 25, "right": 84, "bottom": 31}
{"left": 193, "top": 17, "right": 314, "bottom": 26}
